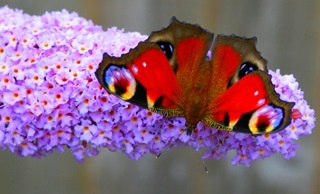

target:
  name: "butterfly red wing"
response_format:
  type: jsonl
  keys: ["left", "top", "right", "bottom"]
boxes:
{"left": 95, "top": 42, "right": 184, "bottom": 117}
{"left": 203, "top": 72, "right": 293, "bottom": 133}
{"left": 201, "top": 35, "right": 294, "bottom": 134}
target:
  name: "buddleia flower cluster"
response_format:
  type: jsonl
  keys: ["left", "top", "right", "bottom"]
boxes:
{"left": 0, "top": 6, "right": 315, "bottom": 166}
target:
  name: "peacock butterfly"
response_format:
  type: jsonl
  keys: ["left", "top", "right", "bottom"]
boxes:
{"left": 95, "top": 17, "right": 294, "bottom": 135}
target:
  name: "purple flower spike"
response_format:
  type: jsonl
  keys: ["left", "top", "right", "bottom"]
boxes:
{"left": 0, "top": 6, "right": 315, "bottom": 166}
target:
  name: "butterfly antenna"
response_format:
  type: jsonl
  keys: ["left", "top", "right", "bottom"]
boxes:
{"left": 197, "top": 148, "right": 209, "bottom": 173}
{"left": 156, "top": 129, "right": 186, "bottom": 158}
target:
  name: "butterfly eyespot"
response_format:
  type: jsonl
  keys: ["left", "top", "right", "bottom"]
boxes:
{"left": 104, "top": 65, "right": 136, "bottom": 100}
{"left": 239, "top": 62, "right": 258, "bottom": 79}
{"left": 156, "top": 41, "right": 174, "bottom": 60}
{"left": 249, "top": 105, "right": 284, "bottom": 134}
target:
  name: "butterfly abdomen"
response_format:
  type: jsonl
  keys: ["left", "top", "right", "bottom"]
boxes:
{"left": 183, "top": 62, "right": 214, "bottom": 131}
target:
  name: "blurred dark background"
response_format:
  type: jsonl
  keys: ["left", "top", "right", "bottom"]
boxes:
{"left": 0, "top": 0, "right": 319, "bottom": 194}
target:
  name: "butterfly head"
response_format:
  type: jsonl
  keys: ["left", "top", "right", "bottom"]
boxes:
{"left": 185, "top": 122, "right": 197, "bottom": 135}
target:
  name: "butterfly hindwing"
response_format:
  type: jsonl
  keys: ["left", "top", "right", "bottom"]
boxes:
{"left": 203, "top": 71, "right": 294, "bottom": 134}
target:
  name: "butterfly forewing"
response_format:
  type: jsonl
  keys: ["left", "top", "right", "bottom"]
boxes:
{"left": 95, "top": 42, "right": 184, "bottom": 117}
{"left": 204, "top": 36, "right": 294, "bottom": 134}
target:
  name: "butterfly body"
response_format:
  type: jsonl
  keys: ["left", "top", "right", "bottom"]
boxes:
{"left": 176, "top": 59, "right": 210, "bottom": 130}
{"left": 95, "top": 17, "right": 294, "bottom": 135}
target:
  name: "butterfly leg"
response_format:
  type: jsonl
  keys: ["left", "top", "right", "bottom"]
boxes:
{"left": 185, "top": 122, "right": 197, "bottom": 135}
